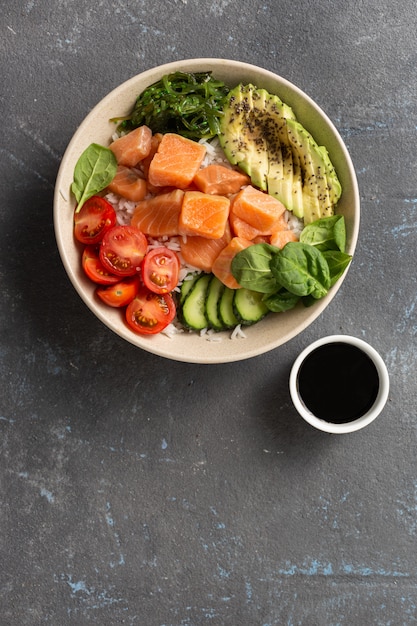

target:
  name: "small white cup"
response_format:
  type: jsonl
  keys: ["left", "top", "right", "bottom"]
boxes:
{"left": 289, "top": 335, "right": 390, "bottom": 434}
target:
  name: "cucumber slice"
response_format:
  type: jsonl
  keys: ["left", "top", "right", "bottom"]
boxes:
{"left": 180, "top": 273, "right": 211, "bottom": 330}
{"left": 179, "top": 272, "right": 200, "bottom": 304}
{"left": 218, "top": 287, "right": 239, "bottom": 329}
{"left": 233, "top": 288, "right": 270, "bottom": 325}
{"left": 205, "top": 276, "right": 226, "bottom": 331}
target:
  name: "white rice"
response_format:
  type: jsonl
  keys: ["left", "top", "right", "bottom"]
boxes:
{"left": 230, "top": 324, "right": 247, "bottom": 340}
{"left": 199, "top": 328, "right": 223, "bottom": 342}
{"left": 105, "top": 192, "right": 136, "bottom": 225}
{"left": 160, "top": 323, "right": 183, "bottom": 339}
{"left": 199, "top": 136, "right": 233, "bottom": 167}
{"left": 286, "top": 211, "right": 304, "bottom": 236}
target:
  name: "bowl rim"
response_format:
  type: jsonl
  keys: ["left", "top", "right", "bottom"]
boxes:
{"left": 54, "top": 58, "right": 360, "bottom": 364}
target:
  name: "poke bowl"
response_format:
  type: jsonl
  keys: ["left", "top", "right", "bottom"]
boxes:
{"left": 53, "top": 58, "right": 360, "bottom": 364}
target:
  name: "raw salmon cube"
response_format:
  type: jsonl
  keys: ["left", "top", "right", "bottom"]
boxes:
{"left": 212, "top": 237, "right": 253, "bottom": 289}
{"left": 131, "top": 189, "right": 184, "bottom": 237}
{"left": 193, "top": 164, "right": 250, "bottom": 195}
{"left": 107, "top": 165, "right": 147, "bottom": 202}
{"left": 109, "top": 125, "right": 152, "bottom": 167}
{"left": 232, "top": 185, "right": 286, "bottom": 232}
{"left": 270, "top": 229, "right": 299, "bottom": 249}
{"left": 179, "top": 191, "right": 230, "bottom": 239}
{"left": 148, "top": 133, "right": 206, "bottom": 189}
{"left": 180, "top": 222, "right": 232, "bottom": 273}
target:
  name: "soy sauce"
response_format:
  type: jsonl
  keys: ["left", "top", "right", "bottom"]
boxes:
{"left": 297, "top": 342, "right": 380, "bottom": 423}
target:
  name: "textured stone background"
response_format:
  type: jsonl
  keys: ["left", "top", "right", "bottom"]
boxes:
{"left": 1, "top": 1, "right": 417, "bottom": 624}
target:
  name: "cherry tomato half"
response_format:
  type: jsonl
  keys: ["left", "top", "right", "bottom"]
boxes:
{"left": 99, "top": 225, "right": 148, "bottom": 277}
{"left": 74, "top": 196, "right": 117, "bottom": 244}
{"left": 141, "top": 247, "right": 180, "bottom": 294}
{"left": 96, "top": 276, "right": 140, "bottom": 308}
{"left": 126, "top": 286, "right": 176, "bottom": 335}
{"left": 82, "top": 246, "right": 120, "bottom": 285}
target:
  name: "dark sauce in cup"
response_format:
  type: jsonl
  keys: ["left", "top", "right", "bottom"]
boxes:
{"left": 297, "top": 342, "right": 380, "bottom": 423}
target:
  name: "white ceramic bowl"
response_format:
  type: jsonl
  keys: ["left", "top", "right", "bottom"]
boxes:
{"left": 54, "top": 58, "right": 360, "bottom": 364}
{"left": 289, "top": 335, "right": 390, "bottom": 433}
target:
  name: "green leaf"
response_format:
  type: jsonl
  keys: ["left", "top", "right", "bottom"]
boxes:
{"left": 263, "top": 289, "right": 300, "bottom": 312}
{"left": 333, "top": 216, "right": 347, "bottom": 252}
{"left": 301, "top": 294, "right": 317, "bottom": 308}
{"left": 231, "top": 243, "right": 280, "bottom": 293}
{"left": 71, "top": 143, "right": 117, "bottom": 213}
{"left": 270, "top": 242, "right": 331, "bottom": 299}
{"left": 323, "top": 250, "right": 352, "bottom": 286}
{"left": 300, "top": 215, "right": 346, "bottom": 252}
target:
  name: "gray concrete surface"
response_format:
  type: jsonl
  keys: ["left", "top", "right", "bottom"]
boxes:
{"left": 1, "top": 1, "right": 416, "bottom": 624}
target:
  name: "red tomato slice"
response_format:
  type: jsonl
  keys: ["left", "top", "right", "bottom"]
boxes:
{"left": 100, "top": 225, "right": 148, "bottom": 277}
{"left": 96, "top": 276, "right": 140, "bottom": 308}
{"left": 126, "top": 286, "right": 176, "bottom": 334}
{"left": 82, "top": 246, "right": 120, "bottom": 285}
{"left": 141, "top": 247, "right": 180, "bottom": 294}
{"left": 74, "top": 196, "right": 117, "bottom": 244}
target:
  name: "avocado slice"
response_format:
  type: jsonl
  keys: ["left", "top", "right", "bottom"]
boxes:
{"left": 219, "top": 84, "right": 268, "bottom": 190}
{"left": 286, "top": 118, "right": 341, "bottom": 223}
{"left": 219, "top": 84, "right": 295, "bottom": 192}
{"left": 219, "top": 83, "right": 342, "bottom": 224}
{"left": 266, "top": 114, "right": 304, "bottom": 218}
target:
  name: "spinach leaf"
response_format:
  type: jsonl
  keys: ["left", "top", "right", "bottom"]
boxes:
{"left": 300, "top": 215, "right": 346, "bottom": 252}
{"left": 263, "top": 289, "right": 300, "bottom": 313}
{"left": 270, "top": 242, "right": 331, "bottom": 299}
{"left": 301, "top": 294, "right": 317, "bottom": 308}
{"left": 231, "top": 243, "right": 280, "bottom": 293}
{"left": 323, "top": 250, "right": 352, "bottom": 286}
{"left": 301, "top": 250, "right": 352, "bottom": 306}
{"left": 71, "top": 143, "right": 117, "bottom": 213}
